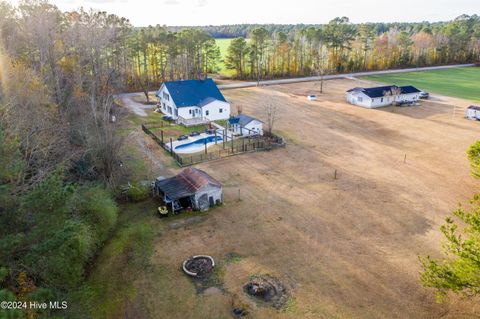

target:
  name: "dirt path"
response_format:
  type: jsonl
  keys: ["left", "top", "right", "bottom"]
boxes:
{"left": 117, "top": 93, "right": 156, "bottom": 117}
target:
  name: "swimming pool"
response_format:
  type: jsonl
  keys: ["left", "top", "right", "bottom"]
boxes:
{"left": 175, "top": 135, "right": 223, "bottom": 151}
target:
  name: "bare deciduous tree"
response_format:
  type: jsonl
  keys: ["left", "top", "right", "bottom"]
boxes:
{"left": 263, "top": 98, "right": 279, "bottom": 135}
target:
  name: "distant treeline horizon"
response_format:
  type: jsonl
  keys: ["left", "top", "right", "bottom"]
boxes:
{"left": 164, "top": 20, "right": 463, "bottom": 38}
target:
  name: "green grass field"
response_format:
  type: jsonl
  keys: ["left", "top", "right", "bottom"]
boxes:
{"left": 364, "top": 67, "right": 480, "bottom": 102}
{"left": 215, "top": 38, "right": 234, "bottom": 76}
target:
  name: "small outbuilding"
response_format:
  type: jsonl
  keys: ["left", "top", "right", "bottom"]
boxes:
{"left": 228, "top": 114, "right": 263, "bottom": 136}
{"left": 466, "top": 105, "right": 480, "bottom": 120}
{"left": 153, "top": 168, "right": 222, "bottom": 212}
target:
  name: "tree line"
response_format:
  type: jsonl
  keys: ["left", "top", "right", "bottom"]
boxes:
{"left": 0, "top": 1, "right": 137, "bottom": 316}
{"left": 223, "top": 15, "right": 480, "bottom": 80}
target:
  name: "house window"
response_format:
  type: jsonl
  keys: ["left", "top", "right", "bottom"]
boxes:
{"left": 163, "top": 92, "right": 170, "bottom": 101}
{"left": 206, "top": 110, "right": 209, "bottom": 116}
{"left": 189, "top": 109, "right": 192, "bottom": 115}
{"left": 358, "top": 97, "right": 363, "bottom": 102}
{"left": 219, "top": 108, "right": 223, "bottom": 113}
{"left": 381, "top": 98, "right": 384, "bottom": 102}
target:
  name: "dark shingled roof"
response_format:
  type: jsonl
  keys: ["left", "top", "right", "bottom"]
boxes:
{"left": 467, "top": 105, "right": 480, "bottom": 111}
{"left": 347, "top": 85, "right": 421, "bottom": 98}
{"left": 158, "top": 78, "right": 227, "bottom": 108}
{"left": 155, "top": 168, "right": 221, "bottom": 200}
{"left": 228, "top": 114, "right": 263, "bottom": 126}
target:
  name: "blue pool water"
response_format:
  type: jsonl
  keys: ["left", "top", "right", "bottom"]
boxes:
{"left": 175, "top": 135, "right": 223, "bottom": 150}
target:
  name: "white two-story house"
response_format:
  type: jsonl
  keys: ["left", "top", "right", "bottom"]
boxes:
{"left": 156, "top": 78, "right": 231, "bottom": 125}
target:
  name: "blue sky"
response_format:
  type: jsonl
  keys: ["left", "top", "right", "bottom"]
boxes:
{"left": 9, "top": 0, "right": 480, "bottom": 26}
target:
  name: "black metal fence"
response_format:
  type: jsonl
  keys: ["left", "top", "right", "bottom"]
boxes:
{"left": 141, "top": 124, "right": 285, "bottom": 167}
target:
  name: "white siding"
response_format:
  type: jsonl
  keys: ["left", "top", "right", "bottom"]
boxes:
{"left": 157, "top": 85, "right": 178, "bottom": 118}
{"left": 201, "top": 100, "right": 231, "bottom": 121}
{"left": 346, "top": 92, "right": 375, "bottom": 108}
{"left": 178, "top": 106, "right": 201, "bottom": 119}
{"left": 157, "top": 83, "right": 231, "bottom": 121}
{"left": 244, "top": 120, "right": 263, "bottom": 135}
{"left": 347, "top": 91, "right": 419, "bottom": 109}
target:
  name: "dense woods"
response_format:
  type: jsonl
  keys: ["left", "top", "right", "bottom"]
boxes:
{"left": 122, "top": 15, "right": 480, "bottom": 85}
{"left": 0, "top": 1, "right": 129, "bottom": 315}
{"left": 0, "top": 0, "right": 479, "bottom": 317}
{"left": 222, "top": 16, "right": 480, "bottom": 79}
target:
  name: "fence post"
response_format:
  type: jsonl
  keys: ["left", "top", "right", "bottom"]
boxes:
{"left": 231, "top": 135, "right": 234, "bottom": 152}
{"left": 215, "top": 130, "right": 217, "bottom": 144}
{"left": 242, "top": 138, "right": 245, "bottom": 152}
{"left": 223, "top": 129, "right": 226, "bottom": 149}
{"left": 204, "top": 138, "right": 207, "bottom": 154}
{"left": 170, "top": 138, "right": 173, "bottom": 155}
{"left": 161, "top": 130, "right": 164, "bottom": 143}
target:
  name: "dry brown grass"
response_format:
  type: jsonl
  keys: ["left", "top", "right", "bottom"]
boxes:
{"left": 136, "top": 78, "right": 480, "bottom": 319}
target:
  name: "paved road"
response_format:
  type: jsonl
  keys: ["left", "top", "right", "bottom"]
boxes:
{"left": 115, "top": 64, "right": 475, "bottom": 116}
{"left": 217, "top": 64, "right": 475, "bottom": 90}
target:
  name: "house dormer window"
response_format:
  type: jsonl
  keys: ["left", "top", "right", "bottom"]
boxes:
{"left": 219, "top": 108, "right": 223, "bottom": 113}
{"left": 163, "top": 92, "right": 170, "bottom": 101}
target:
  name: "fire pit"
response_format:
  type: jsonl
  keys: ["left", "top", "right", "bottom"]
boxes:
{"left": 182, "top": 255, "right": 215, "bottom": 278}
{"left": 243, "top": 275, "right": 288, "bottom": 309}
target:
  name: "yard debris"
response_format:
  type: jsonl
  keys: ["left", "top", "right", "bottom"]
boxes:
{"left": 243, "top": 275, "right": 288, "bottom": 309}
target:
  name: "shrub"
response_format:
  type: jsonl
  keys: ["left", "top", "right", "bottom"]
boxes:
{"left": 26, "top": 220, "right": 95, "bottom": 290}
{"left": 68, "top": 185, "right": 118, "bottom": 243}
{"left": 126, "top": 183, "right": 150, "bottom": 202}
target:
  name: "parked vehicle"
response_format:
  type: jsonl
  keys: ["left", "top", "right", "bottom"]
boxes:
{"left": 177, "top": 135, "right": 188, "bottom": 141}
{"left": 395, "top": 100, "right": 415, "bottom": 107}
{"left": 307, "top": 95, "right": 317, "bottom": 101}
{"left": 419, "top": 91, "right": 429, "bottom": 99}
{"left": 189, "top": 131, "right": 200, "bottom": 137}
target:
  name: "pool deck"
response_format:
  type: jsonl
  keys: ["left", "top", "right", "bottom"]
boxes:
{"left": 169, "top": 133, "right": 224, "bottom": 154}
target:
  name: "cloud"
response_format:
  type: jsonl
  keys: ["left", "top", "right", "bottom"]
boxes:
{"left": 85, "top": 0, "right": 127, "bottom": 3}
{"left": 163, "top": 0, "right": 180, "bottom": 4}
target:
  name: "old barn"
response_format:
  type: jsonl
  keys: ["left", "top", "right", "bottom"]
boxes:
{"left": 153, "top": 168, "right": 223, "bottom": 212}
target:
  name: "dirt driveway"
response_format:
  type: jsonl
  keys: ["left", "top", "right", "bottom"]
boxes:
{"left": 117, "top": 93, "right": 156, "bottom": 117}
{"left": 141, "top": 79, "right": 480, "bottom": 319}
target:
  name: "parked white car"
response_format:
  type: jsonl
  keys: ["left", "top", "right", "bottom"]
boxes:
{"left": 307, "top": 95, "right": 317, "bottom": 101}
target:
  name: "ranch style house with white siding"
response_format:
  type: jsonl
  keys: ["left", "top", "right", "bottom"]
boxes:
{"left": 346, "top": 85, "right": 421, "bottom": 108}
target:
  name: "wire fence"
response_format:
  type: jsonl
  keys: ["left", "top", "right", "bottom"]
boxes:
{"left": 142, "top": 123, "right": 285, "bottom": 167}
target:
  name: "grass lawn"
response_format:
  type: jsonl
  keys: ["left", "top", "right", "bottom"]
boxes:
{"left": 215, "top": 38, "right": 234, "bottom": 77}
{"left": 215, "top": 38, "right": 250, "bottom": 77}
{"left": 363, "top": 67, "right": 480, "bottom": 102}
{"left": 149, "top": 124, "right": 207, "bottom": 140}
{"left": 68, "top": 200, "right": 160, "bottom": 318}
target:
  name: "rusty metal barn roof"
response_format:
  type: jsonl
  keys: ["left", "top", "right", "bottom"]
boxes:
{"left": 155, "top": 168, "right": 221, "bottom": 200}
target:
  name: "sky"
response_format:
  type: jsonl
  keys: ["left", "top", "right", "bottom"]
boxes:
{"left": 8, "top": 0, "right": 480, "bottom": 26}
